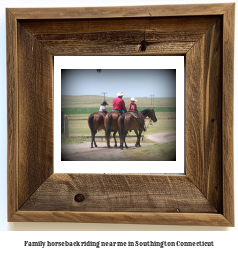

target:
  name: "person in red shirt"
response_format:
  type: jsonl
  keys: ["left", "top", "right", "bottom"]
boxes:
{"left": 129, "top": 97, "right": 146, "bottom": 130}
{"left": 112, "top": 92, "right": 127, "bottom": 114}
{"left": 128, "top": 97, "right": 138, "bottom": 112}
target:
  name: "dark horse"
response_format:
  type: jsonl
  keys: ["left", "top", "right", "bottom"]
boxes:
{"left": 118, "top": 108, "right": 157, "bottom": 150}
{"left": 104, "top": 111, "right": 122, "bottom": 148}
{"left": 88, "top": 112, "right": 106, "bottom": 148}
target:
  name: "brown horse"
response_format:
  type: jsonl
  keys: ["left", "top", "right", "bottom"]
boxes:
{"left": 118, "top": 108, "right": 157, "bottom": 150}
{"left": 104, "top": 111, "right": 122, "bottom": 148}
{"left": 88, "top": 112, "right": 106, "bottom": 148}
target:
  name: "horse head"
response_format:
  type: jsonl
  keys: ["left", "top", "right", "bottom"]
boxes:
{"left": 148, "top": 108, "right": 157, "bottom": 122}
{"left": 140, "top": 108, "right": 157, "bottom": 122}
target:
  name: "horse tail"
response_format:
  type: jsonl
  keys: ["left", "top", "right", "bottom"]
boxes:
{"left": 88, "top": 114, "right": 94, "bottom": 134}
{"left": 106, "top": 113, "right": 112, "bottom": 138}
{"left": 120, "top": 115, "right": 125, "bottom": 135}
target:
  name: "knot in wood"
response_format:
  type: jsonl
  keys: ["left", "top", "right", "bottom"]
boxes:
{"left": 74, "top": 193, "right": 85, "bottom": 202}
{"left": 140, "top": 40, "right": 148, "bottom": 51}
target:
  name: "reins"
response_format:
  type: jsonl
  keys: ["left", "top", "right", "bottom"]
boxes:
{"left": 124, "top": 108, "right": 155, "bottom": 132}
{"left": 144, "top": 119, "right": 153, "bottom": 131}
{"left": 140, "top": 108, "right": 155, "bottom": 131}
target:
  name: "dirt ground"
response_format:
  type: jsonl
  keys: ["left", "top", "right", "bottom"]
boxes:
{"left": 61, "top": 131, "right": 176, "bottom": 161}
{"left": 146, "top": 131, "right": 176, "bottom": 144}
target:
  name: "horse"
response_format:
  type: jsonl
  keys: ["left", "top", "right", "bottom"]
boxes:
{"left": 118, "top": 108, "right": 157, "bottom": 150}
{"left": 104, "top": 111, "right": 122, "bottom": 148}
{"left": 88, "top": 112, "right": 106, "bottom": 148}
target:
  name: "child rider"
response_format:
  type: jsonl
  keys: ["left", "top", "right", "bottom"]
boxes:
{"left": 99, "top": 100, "right": 108, "bottom": 114}
{"left": 129, "top": 97, "right": 138, "bottom": 112}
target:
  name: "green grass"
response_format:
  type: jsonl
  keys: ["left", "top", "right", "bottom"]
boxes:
{"left": 62, "top": 107, "right": 176, "bottom": 115}
{"left": 61, "top": 96, "right": 177, "bottom": 159}
{"left": 121, "top": 141, "right": 176, "bottom": 161}
{"left": 61, "top": 136, "right": 176, "bottom": 161}
{"left": 63, "top": 112, "right": 175, "bottom": 137}
{"left": 144, "top": 112, "right": 176, "bottom": 134}
{"left": 62, "top": 132, "right": 156, "bottom": 145}
{"left": 67, "top": 119, "right": 92, "bottom": 136}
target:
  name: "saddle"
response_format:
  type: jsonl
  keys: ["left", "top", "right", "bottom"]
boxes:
{"left": 97, "top": 111, "right": 107, "bottom": 117}
{"left": 127, "top": 111, "right": 144, "bottom": 120}
{"left": 126, "top": 111, "right": 146, "bottom": 130}
{"left": 110, "top": 111, "right": 122, "bottom": 116}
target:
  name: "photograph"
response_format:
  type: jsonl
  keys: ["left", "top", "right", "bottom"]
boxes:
{"left": 61, "top": 69, "right": 176, "bottom": 161}
{"left": 2, "top": 1, "right": 237, "bottom": 247}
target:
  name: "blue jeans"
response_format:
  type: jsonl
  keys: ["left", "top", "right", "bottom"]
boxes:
{"left": 113, "top": 109, "right": 126, "bottom": 114}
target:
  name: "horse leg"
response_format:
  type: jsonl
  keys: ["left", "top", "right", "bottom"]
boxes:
{"left": 104, "top": 128, "right": 111, "bottom": 148}
{"left": 134, "top": 130, "right": 140, "bottom": 147}
{"left": 124, "top": 131, "right": 128, "bottom": 149}
{"left": 90, "top": 135, "right": 94, "bottom": 148}
{"left": 113, "top": 131, "right": 117, "bottom": 147}
{"left": 93, "top": 130, "right": 97, "bottom": 147}
{"left": 119, "top": 132, "right": 123, "bottom": 150}
{"left": 104, "top": 130, "right": 110, "bottom": 148}
{"left": 137, "top": 129, "right": 143, "bottom": 147}
{"left": 105, "top": 131, "right": 111, "bottom": 148}
{"left": 90, "top": 130, "right": 95, "bottom": 148}
{"left": 88, "top": 114, "right": 95, "bottom": 148}
{"left": 119, "top": 115, "right": 125, "bottom": 150}
{"left": 105, "top": 114, "right": 112, "bottom": 148}
{"left": 120, "top": 131, "right": 127, "bottom": 149}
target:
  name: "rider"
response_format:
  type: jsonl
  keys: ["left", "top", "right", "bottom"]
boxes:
{"left": 129, "top": 97, "right": 146, "bottom": 131}
{"left": 99, "top": 100, "right": 108, "bottom": 114}
{"left": 128, "top": 97, "right": 138, "bottom": 112}
{"left": 112, "top": 92, "right": 127, "bottom": 114}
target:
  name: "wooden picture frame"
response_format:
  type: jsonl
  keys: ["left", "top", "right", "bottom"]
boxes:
{"left": 7, "top": 3, "right": 234, "bottom": 226}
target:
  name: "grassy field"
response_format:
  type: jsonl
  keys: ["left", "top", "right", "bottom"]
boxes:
{"left": 121, "top": 141, "right": 176, "bottom": 161}
{"left": 62, "top": 95, "right": 176, "bottom": 108}
{"left": 62, "top": 107, "right": 176, "bottom": 114}
{"left": 62, "top": 112, "right": 176, "bottom": 144}
{"left": 61, "top": 95, "right": 176, "bottom": 161}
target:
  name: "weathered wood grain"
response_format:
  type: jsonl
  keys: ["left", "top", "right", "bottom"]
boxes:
{"left": 20, "top": 174, "right": 217, "bottom": 213}
{"left": 38, "top": 41, "right": 193, "bottom": 56}
{"left": 186, "top": 18, "right": 223, "bottom": 212}
{"left": 20, "top": 18, "right": 150, "bottom": 34}
{"left": 222, "top": 4, "right": 235, "bottom": 226}
{"left": 8, "top": 4, "right": 233, "bottom": 19}
{"left": 20, "top": 16, "right": 218, "bottom": 34}
{"left": 19, "top": 17, "right": 218, "bottom": 56}
{"left": 34, "top": 31, "right": 201, "bottom": 44}
{"left": 6, "top": 4, "right": 234, "bottom": 225}
{"left": 18, "top": 23, "right": 54, "bottom": 208}
{"left": 6, "top": 9, "right": 18, "bottom": 221}
{"left": 11, "top": 211, "right": 232, "bottom": 226}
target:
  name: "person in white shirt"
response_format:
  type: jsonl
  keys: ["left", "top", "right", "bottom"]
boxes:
{"left": 99, "top": 100, "right": 108, "bottom": 114}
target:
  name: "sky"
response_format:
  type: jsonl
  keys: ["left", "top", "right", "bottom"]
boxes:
{"left": 61, "top": 69, "right": 176, "bottom": 98}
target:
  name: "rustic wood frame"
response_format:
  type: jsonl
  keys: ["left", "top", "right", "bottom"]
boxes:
{"left": 7, "top": 4, "right": 234, "bottom": 226}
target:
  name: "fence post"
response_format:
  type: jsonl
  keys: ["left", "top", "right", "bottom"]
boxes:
{"left": 61, "top": 111, "right": 64, "bottom": 133}
{"left": 65, "top": 115, "right": 69, "bottom": 138}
